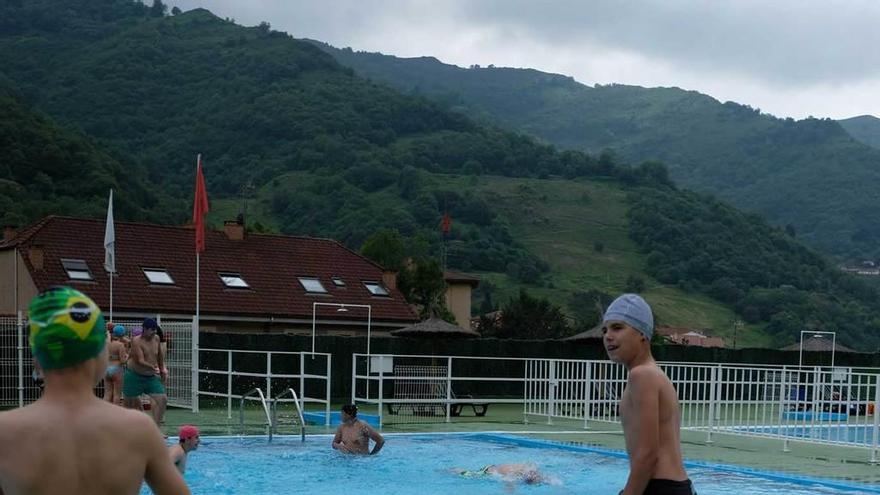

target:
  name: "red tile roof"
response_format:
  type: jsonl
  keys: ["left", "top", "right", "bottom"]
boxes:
{"left": 3, "top": 217, "right": 417, "bottom": 324}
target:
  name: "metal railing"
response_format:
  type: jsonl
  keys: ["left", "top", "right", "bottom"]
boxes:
{"left": 352, "top": 353, "right": 880, "bottom": 461}
{"left": 239, "top": 388, "right": 272, "bottom": 438}
{"left": 272, "top": 388, "right": 306, "bottom": 442}
{"left": 199, "top": 349, "right": 331, "bottom": 426}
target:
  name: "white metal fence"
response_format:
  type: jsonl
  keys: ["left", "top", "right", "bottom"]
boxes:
{"left": 525, "top": 358, "right": 880, "bottom": 462}
{"left": 1, "top": 313, "right": 196, "bottom": 411}
{"left": 352, "top": 353, "right": 532, "bottom": 425}
{"left": 198, "top": 349, "right": 332, "bottom": 425}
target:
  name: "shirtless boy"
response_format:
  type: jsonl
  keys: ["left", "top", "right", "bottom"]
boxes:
{"left": 0, "top": 287, "right": 188, "bottom": 495}
{"left": 331, "top": 404, "right": 385, "bottom": 455}
{"left": 124, "top": 317, "right": 167, "bottom": 424}
{"left": 602, "top": 294, "right": 695, "bottom": 495}
{"left": 169, "top": 425, "right": 200, "bottom": 474}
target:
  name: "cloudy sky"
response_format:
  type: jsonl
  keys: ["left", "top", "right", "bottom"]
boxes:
{"left": 170, "top": 0, "right": 880, "bottom": 120}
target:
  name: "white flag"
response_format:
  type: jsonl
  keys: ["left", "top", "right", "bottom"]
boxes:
{"left": 104, "top": 189, "right": 115, "bottom": 273}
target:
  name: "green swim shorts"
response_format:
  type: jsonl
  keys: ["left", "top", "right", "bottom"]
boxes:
{"left": 123, "top": 368, "right": 165, "bottom": 397}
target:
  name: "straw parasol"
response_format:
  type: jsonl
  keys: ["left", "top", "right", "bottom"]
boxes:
{"left": 780, "top": 337, "right": 858, "bottom": 353}
{"left": 390, "top": 316, "right": 481, "bottom": 338}
{"left": 561, "top": 323, "right": 603, "bottom": 341}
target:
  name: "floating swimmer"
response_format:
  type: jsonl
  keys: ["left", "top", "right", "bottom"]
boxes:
{"left": 0, "top": 286, "right": 189, "bottom": 495}
{"left": 455, "top": 462, "right": 551, "bottom": 485}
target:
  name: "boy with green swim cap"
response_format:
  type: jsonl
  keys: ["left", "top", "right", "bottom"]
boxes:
{"left": 0, "top": 287, "right": 189, "bottom": 495}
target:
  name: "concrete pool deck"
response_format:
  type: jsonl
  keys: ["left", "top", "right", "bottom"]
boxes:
{"left": 161, "top": 402, "right": 880, "bottom": 486}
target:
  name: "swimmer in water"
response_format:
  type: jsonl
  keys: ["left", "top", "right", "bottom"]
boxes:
{"left": 455, "top": 463, "right": 548, "bottom": 485}
{"left": 169, "top": 425, "right": 200, "bottom": 474}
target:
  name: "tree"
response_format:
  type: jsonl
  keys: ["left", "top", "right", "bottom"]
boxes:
{"left": 398, "top": 258, "right": 448, "bottom": 319}
{"left": 494, "top": 290, "right": 570, "bottom": 339}
{"left": 149, "top": 0, "right": 167, "bottom": 17}
{"left": 360, "top": 229, "right": 407, "bottom": 271}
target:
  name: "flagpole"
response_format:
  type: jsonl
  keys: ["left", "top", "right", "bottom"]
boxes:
{"left": 195, "top": 154, "right": 201, "bottom": 337}
{"left": 109, "top": 270, "right": 113, "bottom": 322}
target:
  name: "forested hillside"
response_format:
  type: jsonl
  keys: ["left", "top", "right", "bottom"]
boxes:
{"left": 2, "top": 0, "right": 879, "bottom": 348}
{"left": 839, "top": 115, "right": 880, "bottom": 150}
{"left": 317, "top": 43, "right": 880, "bottom": 260}
{"left": 0, "top": 82, "right": 169, "bottom": 225}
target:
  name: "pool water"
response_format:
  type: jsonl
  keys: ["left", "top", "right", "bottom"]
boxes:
{"left": 143, "top": 434, "right": 875, "bottom": 495}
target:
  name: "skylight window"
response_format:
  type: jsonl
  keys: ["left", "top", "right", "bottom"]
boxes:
{"left": 219, "top": 272, "right": 250, "bottom": 289}
{"left": 363, "top": 281, "right": 390, "bottom": 296}
{"left": 298, "top": 277, "right": 327, "bottom": 293}
{"left": 61, "top": 259, "right": 93, "bottom": 281}
{"left": 143, "top": 268, "right": 174, "bottom": 285}
{"left": 332, "top": 277, "right": 346, "bottom": 287}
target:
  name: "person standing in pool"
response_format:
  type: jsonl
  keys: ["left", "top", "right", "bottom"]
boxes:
{"left": 124, "top": 317, "right": 167, "bottom": 424}
{"left": 332, "top": 404, "right": 385, "bottom": 455}
{"left": 602, "top": 294, "right": 695, "bottom": 495}
{"left": 103, "top": 324, "right": 128, "bottom": 405}
{"left": 0, "top": 286, "right": 189, "bottom": 495}
{"left": 169, "top": 425, "right": 200, "bottom": 474}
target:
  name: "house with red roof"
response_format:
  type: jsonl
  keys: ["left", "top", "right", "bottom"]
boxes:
{"left": 0, "top": 216, "right": 418, "bottom": 335}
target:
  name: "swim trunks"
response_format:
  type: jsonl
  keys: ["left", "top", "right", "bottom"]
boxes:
{"left": 123, "top": 368, "right": 165, "bottom": 397}
{"left": 641, "top": 479, "right": 696, "bottom": 495}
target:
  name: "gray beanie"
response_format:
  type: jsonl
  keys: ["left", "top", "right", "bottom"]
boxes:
{"left": 603, "top": 293, "right": 654, "bottom": 341}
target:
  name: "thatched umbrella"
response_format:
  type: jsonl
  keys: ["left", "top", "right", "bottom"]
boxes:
{"left": 781, "top": 337, "right": 858, "bottom": 353}
{"left": 561, "top": 323, "right": 603, "bottom": 341}
{"left": 390, "top": 316, "right": 481, "bottom": 338}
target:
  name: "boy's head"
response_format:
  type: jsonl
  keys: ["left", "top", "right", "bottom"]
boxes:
{"left": 29, "top": 286, "right": 106, "bottom": 375}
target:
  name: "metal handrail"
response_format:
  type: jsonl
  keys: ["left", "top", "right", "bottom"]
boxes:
{"left": 239, "top": 388, "right": 272, "bottom": 439}
{"left": 272, "top": 388, "right": 306, "bottom": 443}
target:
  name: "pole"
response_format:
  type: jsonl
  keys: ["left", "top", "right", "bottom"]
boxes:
{"left": 311, "top": 302, "right": 317, "bottom": 355}
{"left": 108, "top": 271, "right": 113, "bottom": 322}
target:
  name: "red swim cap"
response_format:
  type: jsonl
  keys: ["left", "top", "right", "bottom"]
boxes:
{"left": 179, "top": 424, "right": 199, "bottom": 440}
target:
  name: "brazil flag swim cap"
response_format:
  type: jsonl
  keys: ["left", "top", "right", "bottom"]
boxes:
{"left": 29, "top": 287, "right": 106, "bottom": 370}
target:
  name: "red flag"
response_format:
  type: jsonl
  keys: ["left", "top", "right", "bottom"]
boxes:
{"left": 193, "top": 155, "right": 210, "bottom": 253}
{"left": 440, "top": 213, "right": 452, "bottom": 234}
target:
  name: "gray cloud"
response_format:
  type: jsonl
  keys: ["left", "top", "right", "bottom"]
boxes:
{"left": 169, "top": 1, "right": 880, "bottom": 118}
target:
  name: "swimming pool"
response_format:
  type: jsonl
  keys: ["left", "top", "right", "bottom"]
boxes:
{"left": 143, "top": 433, "right": 877, "bottom": 494}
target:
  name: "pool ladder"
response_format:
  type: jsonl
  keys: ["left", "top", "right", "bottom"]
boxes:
{"left": 271, "top": 388, "right": 306, "bottom": 443}
{"left": 239, "top": 388, "right": 272, "bottom": 438}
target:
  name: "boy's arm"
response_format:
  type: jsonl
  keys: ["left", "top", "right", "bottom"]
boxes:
{"left": 621, "top": 369, "right": 660, "bottom": 495}
{"left": 142, "top": 416, "right": 190, "bottom": 495}
{"left": 366, "top": 425, "right": 385, "bottom": 455}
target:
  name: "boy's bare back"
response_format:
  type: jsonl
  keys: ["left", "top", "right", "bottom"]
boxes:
{"left": 0, "top": 396, "right": 186, "bottom": 495}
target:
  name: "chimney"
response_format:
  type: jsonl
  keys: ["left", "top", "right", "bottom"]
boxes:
{"left": 28, "top": 245, "right": 44, "bottom": 271}
{"left": 3, "top": 225, "right": 16, "bottom": 242}
{"left": 223, "top": 219, "right": 244, "bottom": 241}
{"left": 382, "top": 270, "right": 397, "bottom": 291}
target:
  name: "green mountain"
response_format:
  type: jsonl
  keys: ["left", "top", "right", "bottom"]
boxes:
{"left": 2, "top": 0, "right": 879, "bottom": 349}
{"left": 839, "top": 115, "right": 880, "bottom": 150}
{"left": 0, "top": 82, "right": 168, "bottom": 226}
{"left": 315, "top": 43, "right": 880, "bottom": 260}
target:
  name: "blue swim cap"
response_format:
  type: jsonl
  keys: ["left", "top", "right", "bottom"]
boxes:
{"left": 112, "top": 324, "right": 126, "bottom": 337}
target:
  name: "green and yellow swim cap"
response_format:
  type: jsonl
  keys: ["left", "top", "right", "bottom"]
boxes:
{"left": 28, "top": 286, "right": 106, "bottom": 370}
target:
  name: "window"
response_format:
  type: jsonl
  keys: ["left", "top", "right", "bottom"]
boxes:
{"left": 298, "top": 277, "right": 327, "bottom": 293}
{"left": 363, "top": 281, "right": 390, "bottom": 296}
{"left": 61, "top": 259, "right": 93, "bottom": 281}
{"left": 219, "top": 272, "right": 249, "bottom": 289}
{"left": 143, "top": 268, "right": 174, "bottom": 285}
{"left": 331, "top": 277, "right": 346, "bottom": 288}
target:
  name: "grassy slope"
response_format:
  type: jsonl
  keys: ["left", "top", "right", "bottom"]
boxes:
{"left": 227, "top": 171, "right": 770, "bottom": 348}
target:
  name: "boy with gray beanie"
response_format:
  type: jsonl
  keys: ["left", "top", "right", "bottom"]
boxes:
{"left": 602, "top": 294, "right": 695, "bottom": 495}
